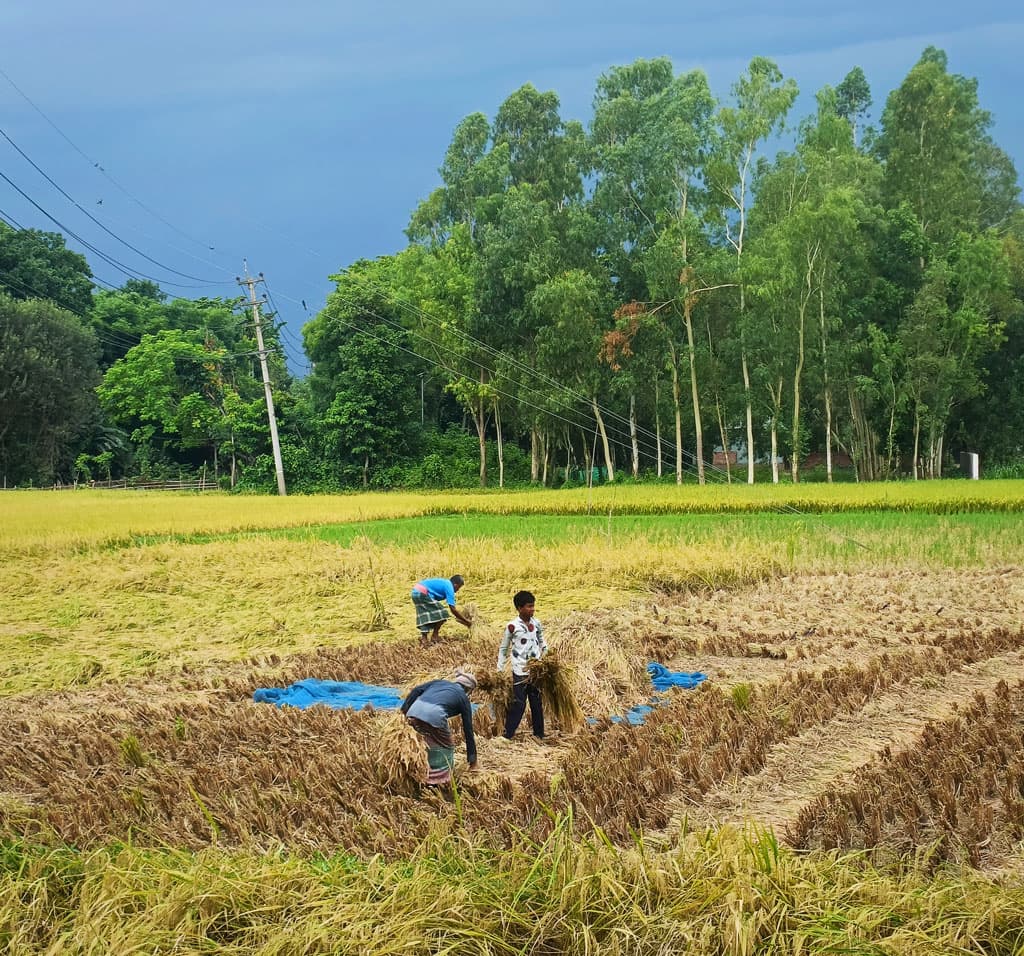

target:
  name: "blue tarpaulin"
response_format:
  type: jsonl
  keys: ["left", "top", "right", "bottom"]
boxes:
{"left": 647, "top": 662, "right": 708, "bottom": 692}
{"left": 253, "top": 678, "right": 404, "bottom": 711}
{"left": 254, "top": 664, "right": 708, "bottom": 725}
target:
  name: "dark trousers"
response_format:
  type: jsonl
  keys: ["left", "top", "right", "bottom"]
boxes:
{"left": 504, "top": 674, "right": 544, "bottom": 739}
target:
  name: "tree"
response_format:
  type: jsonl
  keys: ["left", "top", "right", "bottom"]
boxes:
{"left": 835, "top": 66, "right": 872, "bottom": 146}
{"left": 88, "top": 288, "right": 243, "bottom": 368}
{"left": 0, "top": 223, "right": 94, "bottom": 314}
{"left": 591, "top": 58, "right": 719, "bottom": 483}
{"left": 707, "top": 57, "right": 798, "bottom": 482}
{"left": 748, "top": 85, "right": 882, "bottom": 482}
{"left": 899, "top": 233, "right": 1010, "bottom": 477}
{"left": 949, "top": 211, "right": 1024, "bottom": 463}
{"left": 877, "top": 47, "right": 1019, "bottom": 245}
{"left": 304, "top": 259, "right": 419, "bottom": 486}
{"left": 531, "top": 270, "right": 615, "bottom": 480}
{"left": 0, "top": 294, "right": 100, "bottom": 484}
{"left": 97, "top": 328, "right": 245, "bottom": 478}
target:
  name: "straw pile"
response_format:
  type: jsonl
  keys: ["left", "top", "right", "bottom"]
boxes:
{"left": 373, "top": 712, "right": 427, "bottom": 794}
{"left": 526, "top": 652, "right": 585, "bottom": 732}
{"left": 548, "top": 620, "right": 649, "bottom": 717}
{"left": 474, "top": 669, "right": 514, "bottom": 736}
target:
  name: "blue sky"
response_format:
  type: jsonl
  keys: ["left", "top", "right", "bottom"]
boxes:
{"left": 1, "top": 1, "right": 1021, "bottom": 372}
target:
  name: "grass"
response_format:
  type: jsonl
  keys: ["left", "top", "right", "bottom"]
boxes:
{"left": 0, "top": 528, "right": 775, "bottom": 695}
{"left": 4, "top": 480, "right": 1024, "bottom": 554}
{"left": 1, "top": 823, "right": 1023, "bottom": 954}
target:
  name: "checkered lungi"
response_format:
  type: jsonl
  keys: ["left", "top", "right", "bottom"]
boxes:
{"left": 412, "top": 589, "right": 449, "bottom": 632}
{"left": 407, "top": 716, "right": 455, "bottom": 785}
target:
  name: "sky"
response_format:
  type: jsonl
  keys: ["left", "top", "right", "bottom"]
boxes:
{"left": 1, "top": 1, "right": 1021, "bottom": 373}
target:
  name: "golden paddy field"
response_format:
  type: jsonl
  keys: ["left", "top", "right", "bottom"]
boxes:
{"left": 2, "top": 484, "right": 1024, "bottom": 954}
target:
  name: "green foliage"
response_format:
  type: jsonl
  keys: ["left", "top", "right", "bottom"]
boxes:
{"left": 305, "top": 258, "right": 421, "bottom": 487}
{"left": 0, "top": 223, "right": 94, "bottom": 314}
{"left": 0, "top": 294, "right": 100, "bottom": 485}
{"left": 2, "top": 49, "right": 1021, "bottom": 490}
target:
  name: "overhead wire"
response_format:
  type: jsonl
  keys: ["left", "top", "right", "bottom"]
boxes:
{"left": 0, "top": 125, "right": 232, "bottom": 285}
{"left": 0, "top": 268, "right": 256, "bottom": 362}
{"left": 311, "top": 282, "right": 871, "bottom": 547}
{"left": 262, "top": 281, "right": 312, "bottom": 373}
{"left": 0, "top": 64, "right": 228, "bottom": 257}
{"left": 333, "top": 270, "right": 864, "bottom": 538}
{"left": 308, "top": 281, "right": 692, "bottom": 476}
{"left": 0, "top": 168, "right": 223, "bottom": 290}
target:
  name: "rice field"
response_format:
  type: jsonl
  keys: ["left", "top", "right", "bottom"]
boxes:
{"left": 2, "top": 484, "right": 1024, "bottom": 953}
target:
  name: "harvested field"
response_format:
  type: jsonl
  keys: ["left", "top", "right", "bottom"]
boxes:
{"left": 2, "top": 567, "right": 1024, "bottom": 868}
{"left": 4, "top": 489, "right": 1024, "bottom": 952}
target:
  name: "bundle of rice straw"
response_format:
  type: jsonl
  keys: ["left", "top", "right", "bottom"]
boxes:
{"left": 473, "top": 669, "right": 514, "bottom": 736}
{"left": 527, "top": 651, "right": 585, "bottom": 732}
{"left": 373, "top": 712, "right": 427, "bottom": 793}
{"left": 462, "top": 602, "right": 482, "bottom": 638}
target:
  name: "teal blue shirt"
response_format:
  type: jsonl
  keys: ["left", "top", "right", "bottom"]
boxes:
{"left": 413, "top": 577, "right": 457, "bottom": 606}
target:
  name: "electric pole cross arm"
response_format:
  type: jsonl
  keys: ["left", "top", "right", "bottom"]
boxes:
{"left": 237, "top": 270, "right": 287, "bottom": 496}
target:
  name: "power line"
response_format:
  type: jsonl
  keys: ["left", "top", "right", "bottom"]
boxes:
{"left": 0, "top": 125, "right": 231, "bottom": 285}
{"left": 0, "top": 64, "right": 228, "bottom": 257}
{"left": 0, "top": 267, "right": 255, "bottom": 361}
{"left": 0, "top": 205, "right": 27, "bottom": 230}
{"left": 0, "top": 168, "right": 221, "bottom": 290}
{"left": 262, "top": 281, "right": 311, "bottom": 373}
{"left": 315, "top": 283, "right": 674, "bottom": 472}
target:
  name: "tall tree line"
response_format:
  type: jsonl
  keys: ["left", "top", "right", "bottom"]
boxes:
{"left": 306, "top": 47, "right": 1019, "bottom": 486}
{"left": 2, "top": 47, "right": 1021, "bottom": 489}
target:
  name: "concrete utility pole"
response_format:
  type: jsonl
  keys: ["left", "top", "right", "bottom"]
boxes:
{"left": 238, "top": 269, "right": 287, "bottom": 496}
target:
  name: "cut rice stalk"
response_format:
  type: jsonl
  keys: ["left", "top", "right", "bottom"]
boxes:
{"left": 374, "top": 712, "right": 427, "bottom": 793}
{"left": 527, "top": 653, "right": 585, "bottom": 732}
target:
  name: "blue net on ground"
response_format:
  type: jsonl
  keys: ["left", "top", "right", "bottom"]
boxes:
{"left": 253, "top": 678, "right": 404, "bottom": 711}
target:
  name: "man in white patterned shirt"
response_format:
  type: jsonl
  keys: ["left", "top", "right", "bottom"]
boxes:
{"left": 496, "top": 590, "right": 546, "bottom": 740}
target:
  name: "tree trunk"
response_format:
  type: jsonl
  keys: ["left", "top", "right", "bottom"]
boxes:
{"left": 654, "top": 376, "right": 663, "bottom": 478}
{"left": 770, "top": 377, "right": 783, "bottom": 484}
{"left": 912, "top": 407, "right": 921, "bottom": 480}
{"left": 563, "top": 428, "right": 572, "bottom": 485}
{"left": 530, "top": 427, "right": 540, "bottom": 483}
{"left": 229, "top": 431, "right": 237, "bottom": 489}
{"left": 848, "top": 386, "right": 880, "bottom": 482}
{"left": 670, "top": 345, "right": 683, "bottom": 485}
{"left": 592, "top": 398, "right": 615, "bottom": 483}
{"left": 683, "top": 297, "right": 705, "bottom": 485}
{"left": 715, "top": 398, "right": 731, "bottom": 483}
{"left": 824, "top": 387, "right": 834, "bottom": 483}
{"left": 495, "top": 401, "right": 504, "bottom": 489}
{"left": 542, "top": 433, "right": 550, "bottom": 486}
{"left": 771, "top": 417, "right": 780, "bottom": 484}
{"left": 475, "top": 394, "right": 487, "bottom": 488}
{"left": 819, "top": 285, "right": 833, "bottom": 484}
{"left": 791, "top": 299, "right": 808, "bottom": 484}
{"left": 742, "top": 350, "right": 755, "bottom": 484}
{"left": 629, "top": 394, "right": 639, "bottom": 479}
{"left": 362, "top": 454, "right": 369, "bottom": 489}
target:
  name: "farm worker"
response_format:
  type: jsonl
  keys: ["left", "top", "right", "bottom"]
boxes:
{"left": 401, "top": 670, "right": 479, "bottom": 784}
{"left": 497, "top": 589, "right": 546, "bottom": 740}
{"left": 411, "top": 574, "right": 472, "bottom": 645}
